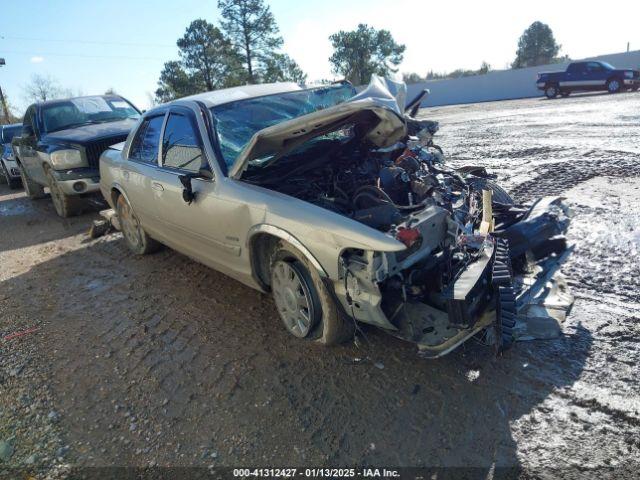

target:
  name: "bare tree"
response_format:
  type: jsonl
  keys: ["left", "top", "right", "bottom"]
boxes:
{"left": 23, "top": 74, "right": 64, "bottom": 103}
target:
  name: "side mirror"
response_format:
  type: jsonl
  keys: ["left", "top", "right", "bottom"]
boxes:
{"left": 178, "top": 168, "right": 213, "bottom": 204}
{"left": 22, "top": 125, "right": 34, "bottom": 137}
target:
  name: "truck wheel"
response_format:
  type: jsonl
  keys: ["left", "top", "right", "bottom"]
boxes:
{"left": 19, "top": 164, "right": 46, "bottom": 199}
{"left": 467, "top": 177, "right": 515, "bottom": 205}
{"left": 46, "top": 168, "right": 83, "bottom": 218}
{"left": 0, "top": 163, "right": 6, "bottom": 185}
{"left": 270, "top": 240, "right": 354, "bottom": 345}
{"left": 115, "top": 194, "right": 160, "bottom": 255}
{"left": 545, "top": 85, "right": 558, "bottom": 99}
{"left": 607, "top": 78, "right": 622, "bottom": 93}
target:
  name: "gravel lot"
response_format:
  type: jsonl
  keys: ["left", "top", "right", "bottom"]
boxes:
{"left": 1, "top": 91, "right": 639, "bottom": 479}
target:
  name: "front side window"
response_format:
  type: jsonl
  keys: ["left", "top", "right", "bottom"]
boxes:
{"left": 23, "top": 107, "right": 37, "bottom": 135}
{"left": 41, "top": 96, "right": 140, "bottom": 133}
{"left": 161, "top": 112, "right": 205, "bottom": 173}
{"left": 129, "top": 115, "right": 164, "bottom": 164}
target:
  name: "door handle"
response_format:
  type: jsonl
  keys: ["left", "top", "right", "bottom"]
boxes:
{"left": 152, "top": 182, "right": 164, "bottom": 191}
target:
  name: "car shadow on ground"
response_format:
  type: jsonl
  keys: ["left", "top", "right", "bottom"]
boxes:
{"left": 0, "top": 184, "right": 102, "bottom": 253}
{"left": 0, "top": 233, "right": 593, "bottom": 474}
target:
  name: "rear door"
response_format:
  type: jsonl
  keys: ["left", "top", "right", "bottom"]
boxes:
{"left": 584, "top": 62, "right": 609, "bottom": 90}
{"left": 119, "top": 113, "right": 166, "bottom": 234}
{"left": 146, "top": 106, "right": 244, "bottom": 271}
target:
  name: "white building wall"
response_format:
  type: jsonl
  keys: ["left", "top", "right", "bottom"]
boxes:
{"left": 406, "top": 50, "right": 640, "bottom": 107}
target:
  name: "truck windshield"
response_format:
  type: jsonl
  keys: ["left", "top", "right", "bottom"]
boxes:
{"left": 41, "top": 96, "right": 140, "bottom": 133}
{"left": 1, "top": 125, "right": 21, "bottom": 144}
{"left": 211, "top": 83, "right": 356, "bottom": 169}
{"left": 599, "top": 62, "right": 615, "bottom": 70}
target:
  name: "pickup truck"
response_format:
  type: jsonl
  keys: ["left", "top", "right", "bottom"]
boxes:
{"left": 12, "top": 95, "right": 141, "bottom": 217}
{"left": 536, "top": 61, "right": 640, "bottom": 98}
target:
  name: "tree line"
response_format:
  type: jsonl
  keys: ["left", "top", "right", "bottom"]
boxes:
{"left": 9, "top": 12, "right": 567, "bottom": 119}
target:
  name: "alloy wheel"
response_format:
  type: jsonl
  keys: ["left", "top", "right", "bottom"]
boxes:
{"left": 271, "top": 260, "right": 315, "bottom": 338}
{"left": 118, "top": 198, "right": 143, "bottom": 250}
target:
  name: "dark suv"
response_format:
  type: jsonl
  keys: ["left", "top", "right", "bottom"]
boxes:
{"left": 12, "top": 95, "right": 141, "bottom": 217}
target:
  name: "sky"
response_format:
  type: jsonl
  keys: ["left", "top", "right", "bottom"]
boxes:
{"left": 1, "top": 0, "right": 639, "bottom": 114}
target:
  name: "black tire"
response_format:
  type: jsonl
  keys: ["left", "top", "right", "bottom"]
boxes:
{"left": 115, "top": 194, "right": 160, "bottom": 255}
{"left": 606, "top": 77, "right": 622, "bottom": 94}
{"left": 8, "top": 177, "right": 22, "bottom": 190}
{"left": 45, "top": 168, "right": 83, "bottom": 218}
{"left": 18, "top": 164, "right": 46, "bottom": 199}
{"left": 467, "top": 177, "right": 515, "bottom": 205}
{"left": 270, "top": 240, "right": 354, "bottom": 345}
{"left": 0, "top": 163, "right": 6, "bottom": 185}
{"left": 544, "top": 85, "right": 558, "bottom": 99}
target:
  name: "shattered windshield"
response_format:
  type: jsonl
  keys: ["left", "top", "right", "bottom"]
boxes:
{"left": 41, "top": 96, "right": 140, "bottom": 133}
{"left": 211, "top": 84, "right": 356, "bottom": 170}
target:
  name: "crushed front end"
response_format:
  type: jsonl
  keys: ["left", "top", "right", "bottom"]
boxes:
{"left": 336, "top": 139, "right": 573, "bottom": 357}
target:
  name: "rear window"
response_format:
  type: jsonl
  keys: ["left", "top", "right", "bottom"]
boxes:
{"left": 1, "top": 125, "right": 21, "bottom": 144}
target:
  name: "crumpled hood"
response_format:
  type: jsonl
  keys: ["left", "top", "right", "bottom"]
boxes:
{"left": 229, "top": 76, "right": 408, "bottom": 179}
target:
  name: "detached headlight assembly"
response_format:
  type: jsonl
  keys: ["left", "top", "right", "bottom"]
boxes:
{"left": 624, "top": 71, "right": 634, "bottom": 79}
{"left": 50, "top": 149, "right": 86, "bottom": 169}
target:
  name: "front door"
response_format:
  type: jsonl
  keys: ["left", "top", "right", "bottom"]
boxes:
{"left": 19, "top": 106, "right": 46, "bottom": 184}
{"left": 147, "top": 107, "right": 246, "bottom": 275}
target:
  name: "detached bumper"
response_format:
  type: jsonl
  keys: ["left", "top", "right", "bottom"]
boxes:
{"left": 51, "top": 167, "right": 101, "bottom": 195}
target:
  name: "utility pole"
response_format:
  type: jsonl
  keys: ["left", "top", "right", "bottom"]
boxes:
{"left": 627, "top": 42, "right": 630, "bottom": 53}
{"left": 0, "top": 58, "right": 11, "bottom": 124}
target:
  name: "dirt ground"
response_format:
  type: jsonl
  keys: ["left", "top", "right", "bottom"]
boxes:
{"left": 1, "top": 91, "right": 640, "bottom": 479}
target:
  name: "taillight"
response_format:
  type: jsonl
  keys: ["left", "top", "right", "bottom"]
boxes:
{"left": 396, "top": 227, "right": 421, "bottom": 248}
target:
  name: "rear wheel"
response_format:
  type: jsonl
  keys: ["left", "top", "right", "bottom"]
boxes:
{"left": 270, "top": 241, "right": 354, "bottom": 345}
{"left": 19, "top": 164, "right": 46, "bottom": 199}
{"left": 46, "top": 168, "right": 83, "bottom": 218}
{"left": 607, "top": 78, "right": 622, "bottom": 93}
{"left": 544, "top": 85, "right": 558, "bottom": 99}
{"left": 115, "top": 194, "right": 160, "bottom": 255}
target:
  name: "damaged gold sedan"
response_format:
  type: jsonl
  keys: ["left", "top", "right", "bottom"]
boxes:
{"left": 98, "top": 77, "right": 573, "bottom": 357}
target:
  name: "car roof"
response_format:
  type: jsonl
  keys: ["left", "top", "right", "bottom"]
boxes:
{"left": 175, "top": 82, "right": 303, "bottom": 108}
{"left": 35, "top": 94, "right": 124, "bottom": 108}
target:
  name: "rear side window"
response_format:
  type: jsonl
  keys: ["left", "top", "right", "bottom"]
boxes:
{"left": 161, "top": 112, "right": 205, "bottom": 173}
{"left": 129, "top": 115, "right": 164, "bottom": 164}
{"left": 567, "top": 63, "right": 584, "bottom": 73}
{"left": 586, "top": 62, "right": 604, "bottom": 72}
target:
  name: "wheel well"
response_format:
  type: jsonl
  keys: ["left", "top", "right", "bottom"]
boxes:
{"left": 110, "top": 187, "right": 122, "bottom": 208}
{"left": 249, "top": 233, "right": 281, "bottom": 290}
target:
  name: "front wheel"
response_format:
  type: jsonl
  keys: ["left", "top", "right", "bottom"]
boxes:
{"left": 46, "top": 168, "right": 83, "bottom": 218}
{"left": 270, "top": 241, "right": 354, "bottom": 345}
{"left": 545, "top": 85, "right": 558, "bottom": 99}
{"left": 607, "top": 78, "right": 622, "bottom": 93}
{"left": 115, "top": 194, "right": 160, "bottom": 255}
{"left": 19, "top": 165, "right": 46, "bottom": 199}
